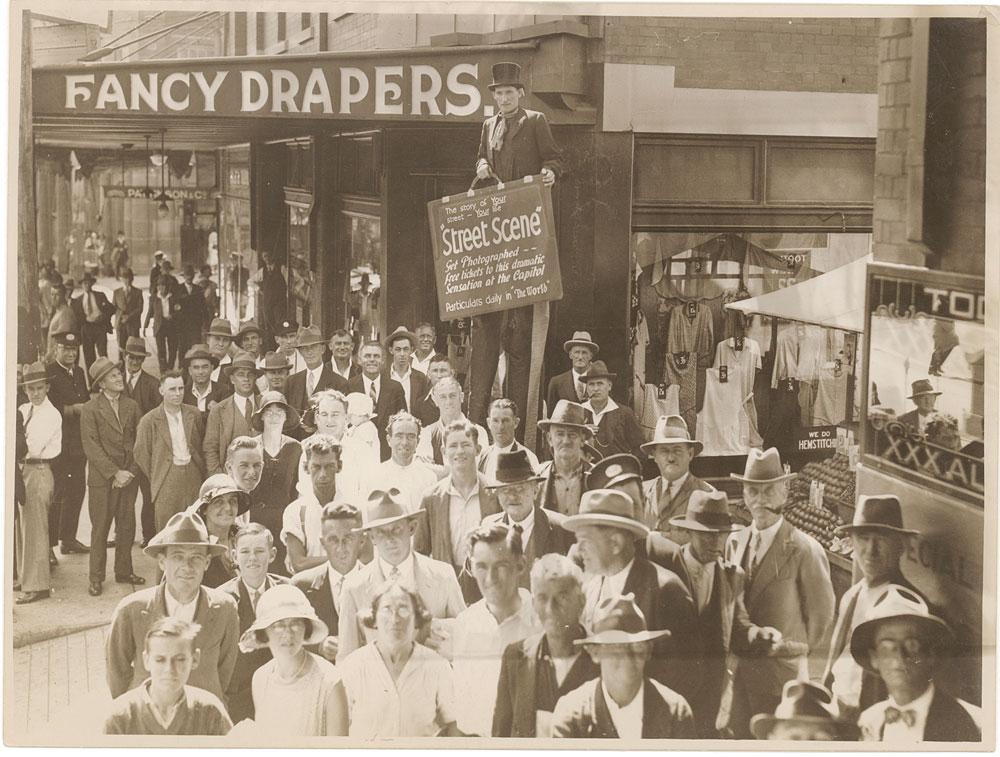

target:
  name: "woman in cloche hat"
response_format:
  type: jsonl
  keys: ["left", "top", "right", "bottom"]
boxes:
{"left": 186, "top": 474, "right": 251, "bottom": 588}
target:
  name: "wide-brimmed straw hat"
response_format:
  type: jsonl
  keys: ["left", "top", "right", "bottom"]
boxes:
{"left": 189, "top": 473, "right": 252, "bottom": 518}
{"left": 222, "top": 351, "right": 264, "bottom": 378}
{"left": 238, "top": 584, "right": 330, "bottom": 652}
{"left": 252, "top": 390, "right": 301, "bottom": 433}
{"left": 834, "top": 495, "right": 918, "bottom": 536}
{"left": 354, "top": 488, "right": 418, "bottom": 533}
{"left": 587, "top": 454, "right": 643, "bottom": 491}
{"left": 576, "top": 594, "right": 670, "bottom": 646}
{"left": 537, "top": 400, "right": 596, "bottom": 436}
{"left": 486, "top": 449, "right": 543, "bottom": 489}
{"left": 730, "top": 447, "right": 795, "bottom": 484}
{"left": 750, "top": 679, "right": 852, "bottom": 740}
{"left": 383, "top": 326, "right": 418, "bottom": 351}
{"left": 564, "top": 489, "right": 650, "bottom": 538}
{"left": 669, "top": 490, "right": 741, "bottom": 533}
{"left": 849, "top": 585, "right": 953, "bottom": 672}
{"left": 640, "top": 414, "right": 703, "bottom": 456}
{"left": 143, "top": 511, "right": 229, "bottom": 557}
{"left": 123, "top": 336, "right": 151, "bottom": 358}
{"left": 908, "top": 379, "right": 942, "bottom": 399}
{"left": 88, "top": 357, "right": 120, "bottom": 388}
{"left": 20, "top": 361, "right": 48, "bottom": 386}
{"left": 563, "top": 330, "right": 599, "bottom": 355}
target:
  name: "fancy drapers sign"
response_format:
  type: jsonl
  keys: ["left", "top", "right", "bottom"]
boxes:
{"left": 427, "top": 175, "right": 563, "bottom": 320}
{"left": 33, "top": 52, "right": 533, "bottom": 121}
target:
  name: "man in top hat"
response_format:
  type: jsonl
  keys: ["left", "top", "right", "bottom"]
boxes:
{"left": 581, "top": 361, "right": 646, "bottom": 460}
{"left": 725, "top": 447, "right": 835, "bottom": 725}
{"left": 72, "top": 273, "right": 114, "bottom": 371}
{"left": 134, "top": 369, "right": 207, "bottom": 532}
{"left": 347, "top": 339, "right": 407, "bottom": 461}
{"left": 411, "top": 322, "right": 440, "bottom": 376}
{"left": 823, "top": 495, "right": 924, "bottom": 720}
{"left": 336, "top": 488, "right": 466, "bottom": 662}
{"left": 105, "top": 511, "right": 240, "bottom": 705}
{"left": 415, "top": 377, "right": 488, "bottom": 469}
{"left": 274, "top": 319, "right": 307, "bottom": 375}
{"left": 203, "top": 351, "right": 263, "bottom": 475}
{"left": 640, "top": 415, "right": 715, "bottom": 540}
{"left": 536, "top": 400, "right": 595, "bottom": 516}
{"left": 565, "top": 489, "right": 700, "bottom": 706}
{"left": 205, "top": 317, "right": 235, "bottom": 387}
{"left": 16, "top": 362, "right": 62, "bottom": 604}
{"left": 80, "top": 357, "right": 145, "bottom": 596}
{"left": 468, "top": 61, "right": 563, "bottom": 442}
{"left": 112, "top": 269, "right": 144, "bottom": 352}
{"left": 46, "top": 331, "right": 91, "bottom": 556}
{"left": 548, "top": 331, "right": 600, "bottom": 410}
{"left": 183, "top": 343, "right": 223, "bottom": 418}
{"left": 852, "top": 586, "right": 981, "bottom": 742}
{"left": 384, "top": 326, "right": 431, "bottom": 414}
{"left": 551, "top": 594, "right": 696, "bottom": 739}
{"left": 285, "top": 325, "right": 348, "bottom": 416}
{"left": 898, "top": 379, "right": 943, "bottom": 437}
{"left": 750, "top": 679, "right": 854, "bottom": 740}
{"left": 479, "top": 398, "right": 540, "bottom": 481}
{"left": 588, "top": 454, "right": 647, "bottom": 523}
{"left": 174, "top": 264, "right": 207, "bottom": 360}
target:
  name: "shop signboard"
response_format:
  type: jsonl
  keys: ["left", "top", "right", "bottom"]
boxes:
{"left": 426, "top": 175, "right": 563, "bottom": 321}
{"left": 104, "top": 185, "right": 218, "bottom": 200}
{"left": 794, "top": 425, "right": 838, "bottom": 462}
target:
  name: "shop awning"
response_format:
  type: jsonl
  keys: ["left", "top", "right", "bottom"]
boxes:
{"left": 723, "top": 254, "right": 872, "bottom": 332}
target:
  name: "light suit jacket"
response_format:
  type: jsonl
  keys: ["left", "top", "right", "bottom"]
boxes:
{"left": 133, "top": 404, "right": 206, "bottom": 502}
{"left": 203, "top": 392, "right": 260, "bottom": 475}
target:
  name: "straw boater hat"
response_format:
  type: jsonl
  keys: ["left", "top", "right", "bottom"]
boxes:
{"left": 730, "top": 447, "right": 795, "bottom": 484}
{"left": 260, "top": 351, "right": 293, "bottom": 373}
{"left": 537, "top": 400, "right": 596, "bottom": 436}
{"left": 252, "top": 390, "right": 301, "bottom": 433}
{"left": 345, "top": 392, "right": 376, "bottom": 421}
{"left": 222, "top": 351, "right": 264, "bottom": 378}
{"left": 486, "top": 449, "right": 543, "bottom": 490}
{"left": 354, "top": 488, "right": 419, "bottom": 533}
{"left": 123, "top": 335, "right": 151, "bottom": 358}
{"left": 587, "top": 454, "right": 643, "bottom": 491}
{"left": 563, "top": 489, "right": 650, "bottom": 538}
{"left": 142, "top": 511, "right": 228, "bottom": 558}
{"left": 88, "top": 357, "right": 119, "bottom": 389}
{"left": 834, "top": 495, "right": 918, "bottom": 537}
{"left": 295, "top": 324, "right": 325, "bottom": 349}
{"left": 20, "top": 362, "right": 48, "bottom": 386}
{"left": 640, "top": 414, "right": 703, "bottom": 456}
{"left": 488, "top": 61, "right": 523, "bottom": 91}
{"left": 383, "top": 325, "right": 418, "bottom": 351}
{"left": 750, "top": 680, "right": 851, "bottom": 740}
{"left": 235, "top": 319, "right": 262, "bottom": 343}
{"left": 849, "top": 585, "right": 954, "bottom": 672}
{"left": 204, "top": 317, "right": 234, "bottom": 340}
{"left": 563, "top": 330, "right": 599, "bottom": 355}
{"left": 669, "top": 490, "right": 742, "bottom": 533}
{"left": 908, "top": 379, "right": 942, "bottom": 399}
{"left": 575, "top": 594, "right": 670, "bottom": 646}
{"left": 183, "top": 343, "right": 219, "bottom": 367}
{"left": 579, "top": 360, "right": 616, "bottom": 383}
{"left": 238, "top": 584, "right": 330, "bottom": 652}
{"left": 188, "top": 473, "right": 253, "bottom": 518}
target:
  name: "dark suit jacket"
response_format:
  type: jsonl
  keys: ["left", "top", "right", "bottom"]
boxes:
{"left": 71, "top": 290, "right": 114, "bottom": 333}
{"left": 551, "top": 677, "right": 696, "bottom": 739}
{"left": 80, "top": 393, "right": 141, "bottom": 486}
{"left": 482, "top": 507, "right": 575, "bottom": 586}
{"left": 642, "top": 474, "right": 715, "bottom": 541}
{"left": 174, "top": 282, "right": 206, "bottom": 339}
{"left": 493, "top": 632, "right": 599, "bottom": 737}
{"left": 290, "top": 563, "right": 341, "bottom": 647}
{"left": 346, "top": 373, "right": 406, "bottom": 461}
{"left": 143, "top": 292, "right": 177, "bottom": 334}
{"left": 133, "top": 404, "right": 206, "bottom": 502}
{"left": 546, "top": 369, "right": 585, "bottom": 412}
{"left": 412, "top": 388, "right": 440, "bottom": 428}
{"left": 413, "top": 473, "right": 502, "bottom": 568}
{"left": 477, "top": 107, "right": 563, "bottom": 183}
{"left": 122, "top": 370, "right": 162, "bottom": 417}
{"left": 388, "top": 368, "right": 431, "bottom": 414}
{"left": 112, "top": 285, "right": 144, "bottom": 329}
{"left": 586, "top": 404, "right": 647, "bottom": 460}
{"left": 284, "top": 365, "right": 349, "bottom": 414}
{"left": 46, "top": 360, "right": 89, "bottom": 452}
{"left": 898, "top": 408, "right": 924, "bottom": 435}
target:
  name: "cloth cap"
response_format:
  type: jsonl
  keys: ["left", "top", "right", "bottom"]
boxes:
{"left": 53, "top": 332, "right": 81, "bottom": 348}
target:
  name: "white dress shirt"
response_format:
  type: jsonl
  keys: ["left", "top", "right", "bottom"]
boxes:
{"left": 327, "top": 563, "right": 359, "bottom": 615}
{"left": 583, "top": 397, "right": 620, "bottom": 427}
{"left": 602, "top": 679, "right": 645, "bottom": 739}
{"left": 447, "top": 480, "right": 482, "bottom": 567}
{"left": 329, "top": 358, "right": 353, "bottom": 381}
{"left": 661, "top": 471, "right": 690, "bottom": 502}
{"left": 126, "top": 371, "right": 141, "bottom": 392}
{"left": 598, "top": 557, "right": 636, "bottom": 604}
{"left": 681, "top": 543, "right": 715, "bottom": 614}
{"left": 158, "top": 293, "right": 172, "bottom": 321}
{"left": 190, "top": 382, "right": 213, "bottom": 412}
{"left": 860, "top": 683, "right": 936, "bottom": 744}
{"left": 163, "top": 588, "right": 198, "bottom": 622}
{"left": 748, "top": 516, "right": 784, "bottom": 568}
{"left": 572, "top": 368, "right": 588, "bottom": 401}
{"left": 504, "top": 506, "right": 536, "bottom": 553}
{"left": 233, "top": 393, "right": 254, "bottom": 420}
{"left": 163, "top": 406, "right": 192, "bottom": 465}
{"left": 305, "top": 364, "right": 324, "bottom": 397}
{"left": 375, "top": 458, "right": 438, "bottom": 510}
{"left": 20, "top": 399, "right": 62, "bottom": 460}
{"left": 210, "top": 354, "right": 231, "bottom": 383}
{"left": 389, "top": 366, "right": 414, "bottom": 411}
{"left": 377, "top": 552, "right": 417, "bottom": 586}
{"left": 410, "top": 350, "right": 438, "bottom": 376}
{"left": 140, "top": 681, "right": 184, "bottom": 730}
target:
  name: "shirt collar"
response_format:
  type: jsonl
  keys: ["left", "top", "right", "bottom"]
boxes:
{"left": 308, "top": 363, "right": 324, "bottom": 379}
{"left": 750, "top": 516, "right": 784, "bottom": 539}
{"left": 328, "top": 562, "right": 359, "bottom": 585}
{"left": 507, "top": 505, "right": 536, "bottom": 530}
{"left": 102, "top": 390, "right": 120, "bottom": 404}
{"left": 663, "top": 471, "right": 689, "bottom": 497}
{"left": 241, "top": 576, "right": 267, "bottom": 595}
{"left": 497, "top": 440, "right": 517, "bottom": 454}
{"left": 888, "top": 682, "right": 935, "bottom": 719}
{"left": 140, "top": 680, "right": 186, "bottom": 730}
{"left": 601, "top": 678, "right": 644, "bottom": 720}
{"left": 365, "top": 374, "right": 381, "bottom": 389}
{"left": 377, "top": 552, "right": 415, "bottom": 584}
{"left": 390, "top": 365, "right": 411, "bottom": 381}
{"left": 163, "top": 586, "right": 198, "bottom": 616}
{"left": 191, "top": 382, "right": 212, "bottom": 399}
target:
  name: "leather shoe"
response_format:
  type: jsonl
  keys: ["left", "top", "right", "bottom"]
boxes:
{"left": 60, "top": 539, "right": 90, "bottom": 554}
{"left": 88, "top": 581, "right": 103, "bottom": 597}
{"left": 49, "top": 550, "right": 58, "bottom": 567}
{"left": 115, "top": 573, "right": 145, "bottom": 585}
{"left": 16, "top": 590, "right": 50, "bottom": 605}
{"left": 13, "top": 582, "right": 21, "bottom": 592}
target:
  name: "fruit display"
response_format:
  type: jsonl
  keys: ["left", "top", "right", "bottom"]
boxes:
{"left": 784, "top": 503, "right": 841, "bottom": 550}
{"left": 789, "top": 452, "right": 856, "bottom": 509}
{"left": 784, "top": 452, "right": 857, "bottom": 553}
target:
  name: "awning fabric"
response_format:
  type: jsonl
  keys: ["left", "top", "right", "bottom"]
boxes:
{"left": 723, "top": 254, "right": 872, "bottom": 332}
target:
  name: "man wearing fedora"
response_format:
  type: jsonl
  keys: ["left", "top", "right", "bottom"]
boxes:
{"left": 175, "top": 265, "right": 207, "bottom": 361}
{"left": 899, "top": 379, "right": 943, "bottom": 437}
{"left": 336, "top": 488, "right": 466, "bottom": 663}
{"left": 725, "top": 447, "right": 835, "bottom": 726}
{"left": 823, "top": 495, "right": 924, "bottom": 720}
{"left": 182, "top": 343, "right": 223, "bottom": 418}
{"left": 259, "top": 350, "right": 293, "bottom": 397}
{"left": 112, "top": 269, "right": 144, "bottom": 352}
{"left": 284, "top": 325, "right": 348, "bottom": 415}
{"left": 385, "top": 326, "right": 432, "bottom": 414}
{"left": 581, "top": 361, "right": 647, "bottom": 460}
{"left": 479, "top": 398, "right": 540, "bottom": 482}
{"left": 551, "top": 594, "right": 696, "bottom": 739}
{"left": 121, "top": 335, "right": 164, "bottom": 545}
{"left": 204, "top": 351, "right": 263, "bottom": 475}
{"left": 205, "top": 317, "right": 236, "bottom": 386}
{"left": 548, "top": 331, "right": 600, "bottom": 410}
{"left": 80, "top": 357, "right": 145, "bottom": 596}
{"left": 73, "top": 273, "right": 115, "bottom": 371}
{"left": 468, "top": 61, "right": 563, "bottom": 441}
{"left": 750, "top": 679, "right": 855, "bottom": 740}
{"left": 640, "top": 414, "right": 715, "bottom": 541}
{"left": 234, "top": 319, "right": 263, "bottom": 360}
{"left": 851, "top": 586, "right": 981, "bottom": 742}
{"left": 535, "top": 400, "right": 595, "bottom": 517}
{"left": 134, "top": 370, "right": 207, "bottom": 532}
{"left": 347, "top": 339, "right": 407, "bottom": 461}
{"left": 106, "top": 511, "right": 240, "bottom": 705}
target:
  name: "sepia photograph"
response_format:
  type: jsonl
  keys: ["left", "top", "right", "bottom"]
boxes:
{"left": 6, "top": 1, "right": 996, "bottom": 748}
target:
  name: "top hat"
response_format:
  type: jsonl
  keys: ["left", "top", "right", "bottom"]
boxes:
{"left": 183, "top": 264, "right": 196, "bottom": 278}
{"left": 749, "top": 680, "right": 849, "bottom": 740}
{"left": 123, "top": 336, "right": 151, "bottom": 358}
{"left": 909, "top": 379, "right": 942, "bottom": 399}
{"left": 20, "top": 361, "right": 48, "bottom": 386}
{"left": 189, "top": 473, "right": 252, "bottom": 519}
{"left": 640, "top": 414, "right": 703, "bottom": 456}
{"left": 222, "top": 351, "right": 264, "bottom": 378}
{"left": 537, "top": 400, "right": 596, "bottom": 436}
{"left": 849, "top": 585, "right": 953, "bottom": 672}
{"left": 834, "top": 495, "right": 918, "bottom": 536}
{"left": 204, "top": 317, "right": 234, "bottom": 339}
{"left": 260, "top": 351, "right": 292, "bottom": 372}
{"left": 383, "top": 326, "right": 418, "bottom": 351}
{"left": 345, "top": 392, "right": 376, "bottom": 420}
{"left": 238, "top": 584, "right": 330, "bottom": 652}
{"left": 563, "top": 331, "right": 599, "bottom": 355}
{"left": 486, "top": 449, "right": 543, "bottom": 489}
{"left": 588, "top": 454, "right": 643, "bottom": 491}
{"left": 52, "top": 332, "right": 81, "bottom": 348}
{"left": 143, "top": 511, "right": 229, "bottom": 557}
{"left": 183, "top": 343, "right": 219, "bottom": 367}
{"left": 295, "top": 324, "right": 325, "bottom": 349}
{"left": 88, "top": 356, "right": 119, "bottom": 388}
{"left": 275, "top": 319, "right": 299, "bottom": 336}
{"left": 235, "top": 319, "right": 262, "bottom": 342}
{"left": 354, "top": 488, "right": 418, "bottom": 533}
{"left": 251, "top": 390, "right": 301, "bottom": 433}
{"left": 730, "top": 447, "right": 795, "bottom": 484}
{"left": 575, "top": 594, "right": 670, "bottom": 646}
{"left": 668, "top": 490, "right": 741, "bottom": 533}
{"left": 580, "top": 360, "right": 616, "bottom": 383}
{"left": 488, "top": 61, "right": 523, "bottom": 91}
{"left": 564, "top": 489, "right": 650, "bottom": 538}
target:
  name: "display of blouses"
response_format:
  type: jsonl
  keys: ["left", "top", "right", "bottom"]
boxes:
{"left": 697, "top": 368, "right": 751, "bottom": 456}
{"left": 713, "top": 337, "right": 764, "bottom": 447}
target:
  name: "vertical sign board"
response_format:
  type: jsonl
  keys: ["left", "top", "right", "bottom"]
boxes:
{"left": 427, "top": 175, "right": 563, "bottom": 321}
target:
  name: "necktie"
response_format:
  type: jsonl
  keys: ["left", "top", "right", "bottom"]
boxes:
{"left": 511, "top": 521, "right": 524, "bottom": 548}
{"left": 250, "top": 587, "right": 260, "bottom": 612}
{"left": 109, "top": 395, "right": 120, "bottom": 422}
{"left": 244, "top": 398, "right": 254, "bottom": 424}
{"left": 884, "top": 707, "right": 916, "bottom": 727}
{"left": 333, "top": 577, "right": 343, "bottom": 613}
{"left": 369, "top": 380, "right": 377, "bottom": 406}
{"left": 389, "top": 566, "right": 401, "bottom": 582}
{"left": 749, "top": 533, "right": 763, "bottom": 580}
{"left": 307, "top": 371, "right": 316, "bottom": 397}
{"left": 576, "top": 379, "right": 586, "bottom": 401}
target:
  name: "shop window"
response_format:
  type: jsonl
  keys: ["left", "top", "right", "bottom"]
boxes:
{"left": 336, "top": 136, "right": 379, "bottom": 197}
{"left": 766, "top": 142, "right": 875, "bottom": 204}
{"left": 286, "top": 189, "right": 315, "bottom": 324}
{"left": 339, "top": 208, "right": 383, "bottom": 343}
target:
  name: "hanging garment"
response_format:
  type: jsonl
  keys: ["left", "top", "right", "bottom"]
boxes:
{"left": 634, "top": 310, "right": 650, "bottom": 387}
{"left": 714, "top": 337, "right": 764, "bottom": 447}
{"left": 638, "top": 383, "right": 681, "bottom": 438}
{"left": 771, "top": 323, "right": 826, "bottom": 388}
{"left": 668, "top": 301, "right": 715, "bottom": 415}
{"left": 664, "top": 353, "right": 697, "bottom": 435}
{"left": 764, "top": 382, "right": 802, "bottom": 456}
{"left": 812, "top": 364, "right": 849, "bottom": 426}
{"left": 697, "top": 368, "right": 750, "bottom": 456}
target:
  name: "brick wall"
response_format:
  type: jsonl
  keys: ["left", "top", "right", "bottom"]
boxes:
{"left": 603, "top": 17, "right": 878, "bottom": 93}
{"left": 326, "top": 13, "right": 377, "bottom": 51}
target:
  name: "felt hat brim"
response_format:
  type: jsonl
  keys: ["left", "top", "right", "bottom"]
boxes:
{"left": 730, "top": 471, "right": 796, "bottom": 484}
{"left": 354, "top": 511, "right": 419, "bottom": 533}
{"left": 143, "top": 540, "right": 229, "bottom": 558}
{"left": 222, "top": 363, "right": 264, "bottom": 378}
{"left": 563, "top": 339, "right": 599, "bottom": 355}
{"left": 563, "top": 513, "right": 650, "bottom": 538}
{"left": 834, "top": 523, "right": 918, "bottom": 536}
{"left": 251, "top": 401, "right": 301, "bottom": 433}
{"left": 640, "top": 437, "right": 704, "bottom": 455}
{"left": 537, "top": 420, "right": 596, "bottom": 436}
{"left": 89, "top": 361, "right": 119, "bottom": 389}
{"left": 485, "top": 474, "right": 544, "bottom": 490}
{"left": 575, "top": 628, "right": 670, "bottom": 646}
{"left": 667, "top": 515, "right": 743, "bottom": 533}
